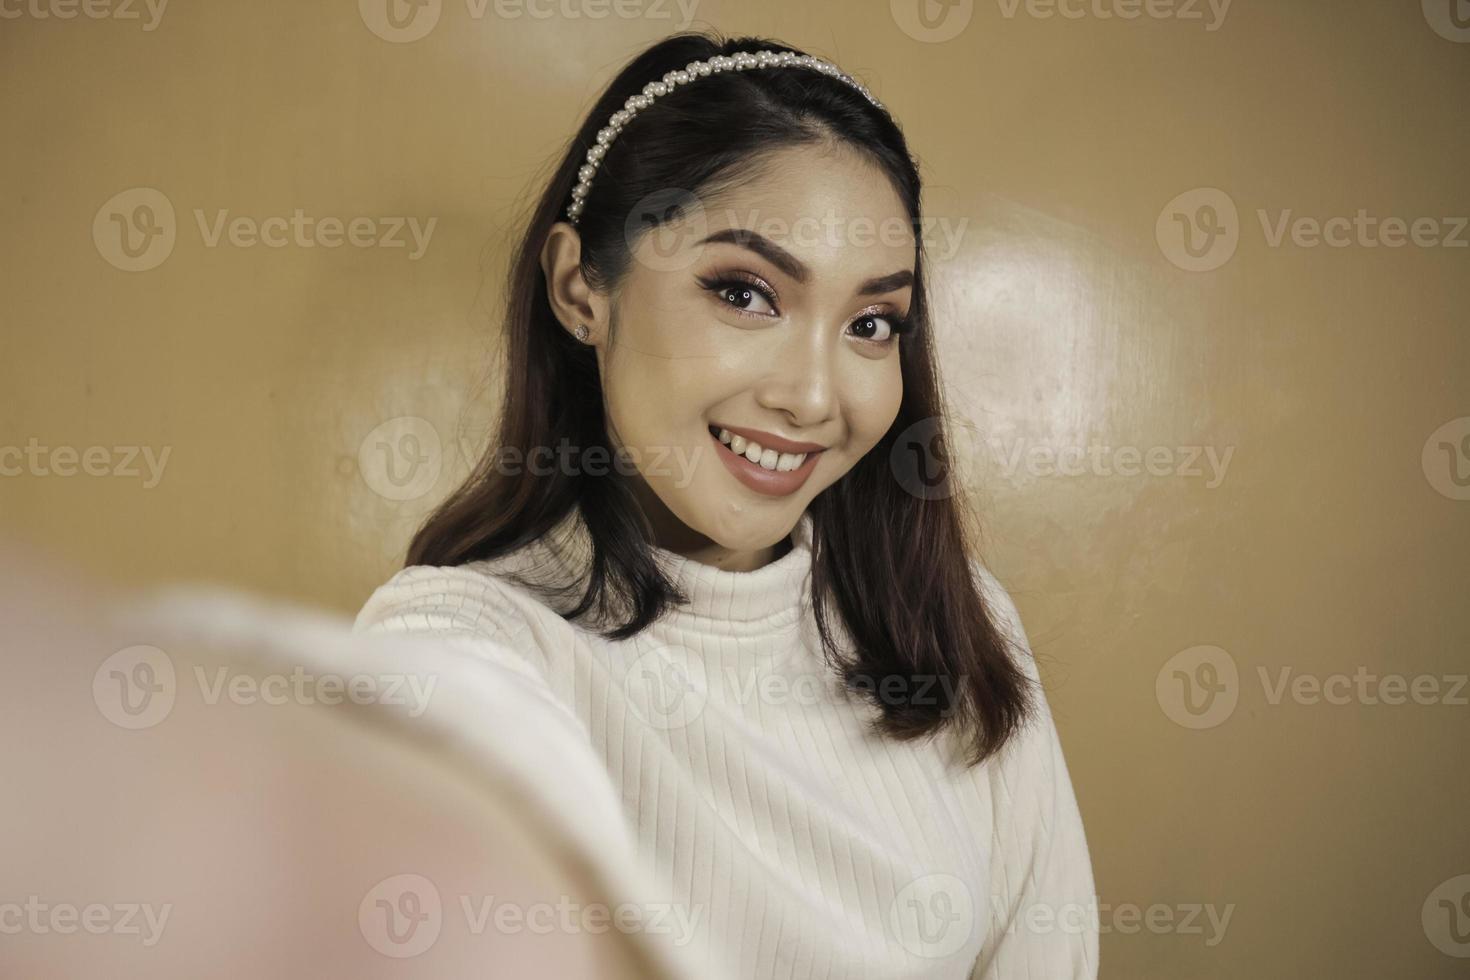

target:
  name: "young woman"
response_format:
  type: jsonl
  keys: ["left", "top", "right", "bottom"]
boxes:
{"left": 356, "top": 31, "right": 1098, "bottom": 979}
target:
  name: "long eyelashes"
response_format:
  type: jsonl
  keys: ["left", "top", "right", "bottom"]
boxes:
{"left": 695, "top": 270, "right": 915, "bottom": 344}
{"left": 696, "top": 271, "right": 780, "bottom": 315}
{"left": 696, "top": 271, "right": 778, "bottom": 317}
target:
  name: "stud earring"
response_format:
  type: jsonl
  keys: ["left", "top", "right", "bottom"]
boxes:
{"left": 574, "top": 323, "right": 590, "bottom": 342}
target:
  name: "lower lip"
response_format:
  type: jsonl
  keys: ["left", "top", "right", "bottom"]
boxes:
{"left": 710, "top": 428, "right": 822, "bottom": 497}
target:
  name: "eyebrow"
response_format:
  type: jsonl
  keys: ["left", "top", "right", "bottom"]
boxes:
{"left": 696, "top": 228, "right": 914, "bottom": 297}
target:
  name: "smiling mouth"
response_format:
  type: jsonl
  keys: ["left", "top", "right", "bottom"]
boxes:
{"left": 707, "top": 424, "right": 824, "bottom": 473}
{"left": 706, "top": 425, "right": 823, "bottom": 498}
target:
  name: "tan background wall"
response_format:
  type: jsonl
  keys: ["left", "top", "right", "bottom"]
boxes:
{"left": 2, "top": 0, "right": 1466, "bottom": 975}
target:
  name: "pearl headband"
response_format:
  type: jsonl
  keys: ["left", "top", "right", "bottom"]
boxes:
{"left": 565, "top": 49, "right": 887, "bottom": 225}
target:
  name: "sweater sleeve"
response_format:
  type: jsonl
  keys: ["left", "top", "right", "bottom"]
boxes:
{"left": 352, "top": 564, "right": 701, "bottom": 980}
{"left": 353, "top": 563, "right": 575, "bottom": 722}
{"left": 350, "top": 565, "right": 631, "bottom": 851}
{"left": 969, "top": 564, "right": 1099, "bottom": 980}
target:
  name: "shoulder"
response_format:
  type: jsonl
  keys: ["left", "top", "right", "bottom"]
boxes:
{"left": 354, "top": 562, "right": 564, "bottom": 682}
{"left": 968, "top": 555, "right": 1040, "bottom": 686}
{"left": 354, "top": 562, "right": 526, "bottom": 639}
{"left": 962, "top": 565, "right": 1097, "bottom": 974}
{"left": 964, "top": 556, "right": 1070, "bottom": 789}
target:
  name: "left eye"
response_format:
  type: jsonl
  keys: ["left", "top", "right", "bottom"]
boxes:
{"left": 849, "top": 314, "right": 895, "bottom": 343}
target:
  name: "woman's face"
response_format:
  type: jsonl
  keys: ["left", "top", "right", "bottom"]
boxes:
{"left": 593, "top": 143, "right": 914, "bottom": 562}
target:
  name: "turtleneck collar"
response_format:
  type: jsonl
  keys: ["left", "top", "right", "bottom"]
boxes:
{"left": 492, "top": 508, "right": 816, "bottom": 629}
{"left": 648, "top": 510, "right": 815, "bottom": 625}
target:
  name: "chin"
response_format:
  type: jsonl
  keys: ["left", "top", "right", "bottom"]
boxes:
{"left": 696, "top": 502, "right": 801, "bottom": 546}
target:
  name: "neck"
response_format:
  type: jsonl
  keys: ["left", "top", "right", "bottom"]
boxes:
{"left": 626, "top": 476, "right": 793, "bottom": 573}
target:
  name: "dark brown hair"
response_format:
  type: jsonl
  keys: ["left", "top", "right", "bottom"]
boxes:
{"left": 406, "top": 31, "right": 1035, "bottom": 767}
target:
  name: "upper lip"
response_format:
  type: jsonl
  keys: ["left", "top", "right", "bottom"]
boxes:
{"left": 710, "top": 423, "right": 828, "bottom": 455}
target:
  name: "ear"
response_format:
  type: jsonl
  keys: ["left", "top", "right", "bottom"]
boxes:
{"left": 540, "top": 221, "right": 605, "bottom": 345}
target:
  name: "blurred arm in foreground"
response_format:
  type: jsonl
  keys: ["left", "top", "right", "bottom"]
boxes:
{"left": 0, "top": 539, "right": 690, "bottom": 980}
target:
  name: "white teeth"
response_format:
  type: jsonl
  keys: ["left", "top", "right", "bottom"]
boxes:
{"left": 714, "top": 427, "right": 807, "bottom": 472}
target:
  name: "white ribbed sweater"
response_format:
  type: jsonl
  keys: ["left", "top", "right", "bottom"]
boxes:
{"left": 354, "top": 510, "right": 1098, "bottom": 979}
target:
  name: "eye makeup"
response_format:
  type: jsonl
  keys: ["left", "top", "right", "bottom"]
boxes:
{"left": 694, "top": 269, "right": 916, "bottom": 345}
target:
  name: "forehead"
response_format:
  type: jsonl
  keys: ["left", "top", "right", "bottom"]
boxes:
{"left": 694, "top": 143, "right": 917, "bottom": 282}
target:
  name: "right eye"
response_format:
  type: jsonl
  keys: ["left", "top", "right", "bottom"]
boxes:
{"left": 701, "top": 276, "right": 779, "bottom": 317}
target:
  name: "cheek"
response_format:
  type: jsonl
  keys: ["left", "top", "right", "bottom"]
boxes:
{"left": 845, "top": 358, "right": 905, "bottom": 451}
{"left": 602, "top": 357, "right": 685, "bottom": 452}
{"left": 599, "top": 293, "right": 713, "bottom": 447}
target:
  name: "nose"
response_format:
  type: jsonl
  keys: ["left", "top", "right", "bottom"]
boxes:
{"left": 753, "top": 323, "right": 839, "bottom": 430}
